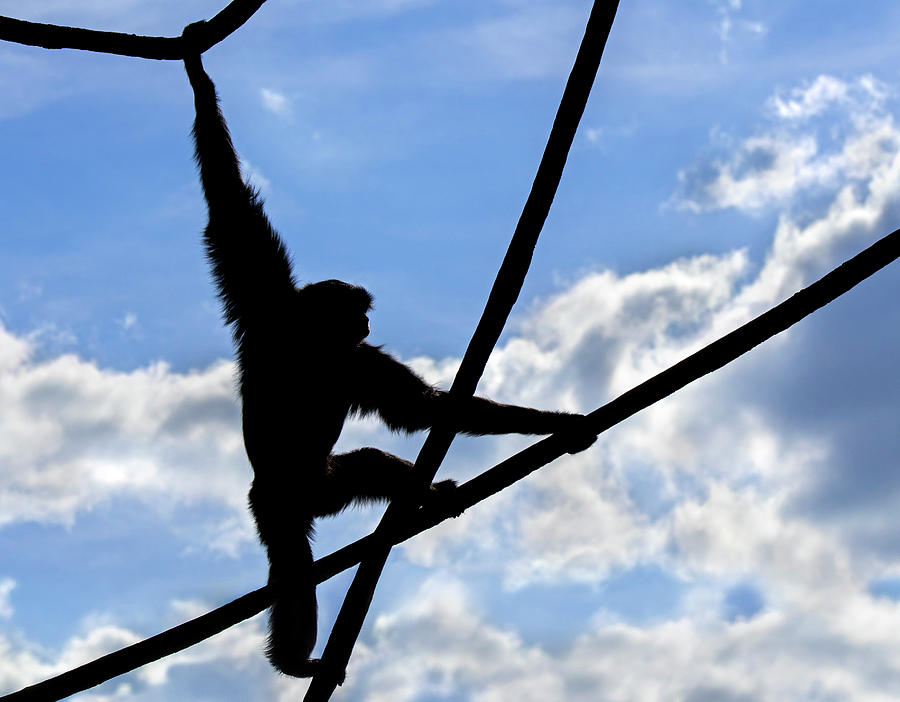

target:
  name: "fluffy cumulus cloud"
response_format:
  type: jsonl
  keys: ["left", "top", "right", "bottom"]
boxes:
{"left": 2, "top": 74, "right": 900, "bottom": 699}
{"left": 359, "top": 74, "right": 900, "bottom": 699}
{"left": 673, "top": 75, "right": 896, "bottom": 213}
{"left": 0, "top": 626, "right": 141, "bottom": 699}
{"left": 0, "top": 325, "right": 253, "bottom": 551}
{"left": 0, "top": 598, "right": 296, "bottom": 702}
{"left": 318, "top": 572, "right": 900, "bottom": 701}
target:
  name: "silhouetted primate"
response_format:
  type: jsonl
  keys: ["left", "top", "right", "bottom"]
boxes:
{"left": 183, "top": 27, "right": 594, "bottom": 679}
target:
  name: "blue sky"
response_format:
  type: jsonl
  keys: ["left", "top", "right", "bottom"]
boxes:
{"left": 1, "top": 1, "right": 900, "bottom": 700}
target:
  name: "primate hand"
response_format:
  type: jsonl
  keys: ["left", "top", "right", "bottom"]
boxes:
{"left": 564, "top": 415, "right": 597, "bottom": 454}
{"left": 181, "top": 20, "right": 208, "bottom": 56}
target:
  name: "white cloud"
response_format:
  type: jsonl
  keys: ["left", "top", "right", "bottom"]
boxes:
{"left": 670, "top": 484, "right": 854, "bottom": 596}
{"left": 584, "top": 123, "right": 638, "bottom": 150}
{"left": 261, "top": 88, "right": 292, "bottom": 118}
{"left": 673, "top": 75, "right": 898, "bottom": 215}
{"left": 2, "top": 69, "right": 900, "bottom": 700}
{"left": 768, "top": 74, "right": 889, "bottom": 122}
{"left": 136, "top": 600, "right": 266, "bottom": 687}
{"left": 7, "top": 80, "right": 894, "bottom": 592}
{"left": 769, "top": 75, "right": 850, "bottom": 121}
{"left": 0, "top": 579, "right": 14, "bottom": 619}
{"left": 0, "top": 328, "right": 251, "bottom": 549}
{"left": 117, "top": 312, "right": 139, "bottom": 335}
{"left": 710, "top": 0, "right": 767, "bottom": 64}
{"left": 0, "top": 324, "right": 31, "bottom": 374}
{"left": 354, "top": 577, "right": 563, "bottom": 702}
{"left": 0, "top": 599, "right": 291, "bottom": 700}
{"left": 239, "top": 159, "right": 272, "bottom": 194}
{"left": 0, "top": 623, "right": 139, "bottom": 698}
{"left": 393, "top": 75, "right": 900, "bottom": 598}
{"left": 322, "top": 573, "right": 900, "bottom": 702}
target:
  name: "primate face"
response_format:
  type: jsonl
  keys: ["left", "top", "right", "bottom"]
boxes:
{"left": 333, "top": 306, "right": 368, "bottom": 347}
{"left": 297, "top": 279, "right": 373, "bottom": 347}
{"left": 356, "top": 311, "right": 370, "bottom": 343}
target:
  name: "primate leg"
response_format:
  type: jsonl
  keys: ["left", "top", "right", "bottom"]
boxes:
{"left": 266, "top": 547, "right": 321, "bottom": 678}
{"left": 248, "top": 481, "right": 329, "bottom": 679}
{"left": 313, "top": 448, "right": 455, "bottom": 518}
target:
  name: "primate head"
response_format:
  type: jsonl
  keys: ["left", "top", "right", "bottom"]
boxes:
{"left": 297, "top": 279, "right": 373, "bottom": 346}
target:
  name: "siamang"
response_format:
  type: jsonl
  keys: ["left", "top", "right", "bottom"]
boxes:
{"left": 182, "top": 26, "right": 594, "bottom": 679}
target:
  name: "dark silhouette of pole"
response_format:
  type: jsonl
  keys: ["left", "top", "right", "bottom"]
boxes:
{"left": 3, "top": 1, "right": 900, "bottom": 699}
{"left": 0, "top": 0, "right": 267, "bottom": 59}
{"left": 300, "top": 3, "right": 617, "bottom": 700}
{"left": 3, "top": 226, "right": 898, "bottom": 702}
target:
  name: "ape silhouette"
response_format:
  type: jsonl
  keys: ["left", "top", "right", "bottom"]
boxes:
{"left": 183, "top": 29, "right": 594, "bottom": 679}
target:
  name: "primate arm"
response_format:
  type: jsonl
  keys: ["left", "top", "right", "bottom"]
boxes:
{"left": 183, "top": 44, "right": 295, "bottom": 333}
{"left": 351, "top": 344, "right": 585, "bottom": 437}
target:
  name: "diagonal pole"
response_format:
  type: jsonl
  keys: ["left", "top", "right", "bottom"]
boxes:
{"left": 4, "top": 226, "right": 898, "bottom": 702}
{"left": 304, "top": 2, "right": 621, "bottom": 699}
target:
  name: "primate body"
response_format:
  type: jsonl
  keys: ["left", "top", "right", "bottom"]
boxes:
{"left": 183, "top": 34, "right": 593, "bottom": 679}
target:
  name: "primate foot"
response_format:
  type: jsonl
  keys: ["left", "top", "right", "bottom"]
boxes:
{"left": 423, "top": 478, "right": 464, "bottom": 518}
